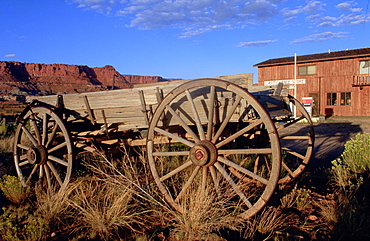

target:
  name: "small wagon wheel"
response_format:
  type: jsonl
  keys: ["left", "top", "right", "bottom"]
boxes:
{"left": 13, "top": 106, "right": 73, "bottom": 192}
{"left": 147, "top": 79, "right": 281, "bottom": 219}
{"left": 275, "top": 95, "right": 314, "bottom": 184}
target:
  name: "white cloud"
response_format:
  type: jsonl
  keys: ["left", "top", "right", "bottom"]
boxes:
{"left": 70, "top": 0, "right": 281, "bottom": 36}
{"left": 68, "top": 0, "right": 369, "bottom": 39}
{"left": 282, "top": 0, "right": 325, "bottom": 18}
{"left": 290, "top": 31, "right": 347, "bottom": 44}
{"left": 336, "top": 1, "right": 362, "bottom": 12}
{"left": 237, "top": 39, "right": 277, "bottom": 47}
{"left": 5, "top": 54, "right": 16, "bottom": 58}
{"left": 68, "top": 0, "right": 118, "bottom": 13}
{"left": 313, "top": 13, "right": 370, "bottom": 27}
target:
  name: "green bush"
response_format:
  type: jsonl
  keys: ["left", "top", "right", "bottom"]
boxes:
{"left": 331, "top": 133, "right": 370, "bottom": 189}
{"left": 0, "top": 175, "right": 30, "bottom": 204}
{"left": 0, "top": 122, "right": 15, "bottom": 137}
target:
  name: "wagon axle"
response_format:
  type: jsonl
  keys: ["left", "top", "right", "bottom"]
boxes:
{"left": 26, "top": 145, "right": 47, "bottom": 165}
{"left": 190, "top": 140, "right": 217, "bottom": 166}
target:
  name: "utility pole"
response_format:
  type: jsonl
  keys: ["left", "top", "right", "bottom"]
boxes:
{"left": 294, "top": 53, "right": 297, "bottom": 118}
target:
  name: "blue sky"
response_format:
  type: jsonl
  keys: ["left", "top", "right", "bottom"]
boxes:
{"left": 1, "top": 0, "right": 369, "bottom": 82}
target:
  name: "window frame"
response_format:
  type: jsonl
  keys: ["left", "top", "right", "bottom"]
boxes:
{"left": 298, "top": 65, "right": 316, "bottom": 75}
{"left": 327, "top": 92, "right": 337, "bottom": 106}
{"left": 359, "top": 60, "right": 370, "bottom": 75}
{"left": 340, "top": 92, "right": 351, "bottom": 106}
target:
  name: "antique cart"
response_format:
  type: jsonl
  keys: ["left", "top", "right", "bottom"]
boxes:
{"left": 13, "top": 78, "right": 314, "bottom": 219}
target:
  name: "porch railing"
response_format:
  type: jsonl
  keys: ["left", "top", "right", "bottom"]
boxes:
{"left": 352, "top": 75, "right": 370, "bottom": 88}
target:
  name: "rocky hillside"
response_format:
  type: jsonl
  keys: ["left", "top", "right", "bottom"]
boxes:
{"left": 0, "top": 61, "right": 173, "bottom": 97}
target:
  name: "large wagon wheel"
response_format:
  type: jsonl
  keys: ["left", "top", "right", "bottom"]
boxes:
{"left": 275, "top": 95, "right": 315, "bottom": 184}
{"left": 147, "top": 79, "right": 281, "bottom": 219}
{"left": 13, "top": 106, "right": 73, "bottom": 192}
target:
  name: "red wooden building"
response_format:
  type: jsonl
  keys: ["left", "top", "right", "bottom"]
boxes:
{"left": 254, "top": 48, "right": 370, "bottom": 116}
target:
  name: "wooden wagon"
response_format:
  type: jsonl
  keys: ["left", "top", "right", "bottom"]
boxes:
{"left": 13, "top": 78, "right": 314, "bottom": 219}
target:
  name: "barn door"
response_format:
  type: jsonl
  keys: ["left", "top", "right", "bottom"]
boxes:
{"left": 309, "top": 93, "right": 319, "bottom": 116}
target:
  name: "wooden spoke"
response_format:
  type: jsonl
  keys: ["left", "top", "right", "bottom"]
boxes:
{"left": 218, "top": 156, "right": 268, "bottom": 185}
{"left": 44, "top": 165, "right": 52, "bottom": 190}
{"left": 280, "top": 135, "right": 310, "bottom": 140}
{"left": 218, "top": 148, "right": 272, "bottom": 155}
{"left": 206, "top": 86, "right": 215, "bottom": 141}
{"left": 201, "top": 166, "right": 207, "bottom": 191}
{"left": 159, "top": 161, "right": 193, "bottom": 182}
{"left": 175, "top": 165, "right": 201, "bottom": 202}
{"left": 153, "top": 151, "right": 189, "bottom": 157}
{"left": 30, "top": 113, "right": 42, "bottom": 144}
{"left": 215, "top": 119, "right": 264, "bottom": 149}
{"left": 21, "top": 125, "right": 38, "bottom": 146}
{"left": 209, "top": 166, "right": 220, "bottom": 195}
{"left": 277, "top": 116, "right": 304, "bottom": 131}
{"left": 48, "top": 141, "right": 67, "bottom": 153}
{"left": 166, "top": 105, "right": 200, "bottom": 142}
{"left": 42, "top": 113, "right": 48, "bottom": 145}
{"left": 17, "top": 143, "right": 32, "bottom": 151}
{"left": 212, "top": 95, "right": 242, "bottom": 142}
{"left": 47, "top": 161, "right": 63, "bottom": 186}
{"left": 48, "top": 155, "right": 69, "bottom": 166}
{"left": 39, "top": 164, "right": 44, "bottom": 179}
{"left": 282, "top": 147, "right": 305, "bottom": 160}
{"left": 186, "top": 90, "right": 205, "bottom": 141}
{"left": 45, "top": 123, "right": 59, "bottom": 149}
{"left": 18, "top": 159, "right": 29, "bottom": 166}
{"left": 254, "top": 155, "right": 260, "bottom": 174}
{"left": 26, "top": 165, "right": 39, "bottom": 185}
{"left": 154, "top": 127, "right": 195, "bottom": 147}
{"left": 281, "top": 161, "right": 294, "bottom": 176}
{"left": 214, "top": 162, "right": 253, "bottom": 208}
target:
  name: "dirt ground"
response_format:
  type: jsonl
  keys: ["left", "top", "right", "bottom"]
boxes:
{"left": 307, "top": 116, "right": 370, "bottom": 176}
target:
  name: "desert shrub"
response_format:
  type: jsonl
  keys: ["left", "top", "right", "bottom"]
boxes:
{"left": 0, "top": 175, "right": 30, "bottom": 204}
{"left": 327, "top": 133, "right": 370, "bottom": 240}
{"left": 331, "top": 133, "right": 370, "bottom": 194}
{"left": 280, "top": 185, "right": 312, "bottom": 212}
{"left": 0, "top": 204, "right": 49, "bottom": 241}
{"left": 332, "top": 133, "right": 370, "bottom": 187}
{"left": 340, "top": 133, "right": 370, "bottom": 173}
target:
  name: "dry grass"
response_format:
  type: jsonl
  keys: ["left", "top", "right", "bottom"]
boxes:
{"left": 67, "top": 176, "right": 144, "bottom": 240}
{"left": 243, "top": 206, "right": 292, "bottom": 240}
{"left": 0, "top": 134, "right": 14, "bottom": 153}
{"left": 166, "top": 183, "right": 243, "bottom": 240}
{"left": 2, "top": 131, "right": 370, "bottom": 240}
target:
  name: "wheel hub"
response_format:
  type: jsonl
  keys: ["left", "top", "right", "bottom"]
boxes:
{"left": 190, "top": 140, "right": 217, "bottom": 166}
{"left": 27, "top": 145, "right": 47, "bottom": 165}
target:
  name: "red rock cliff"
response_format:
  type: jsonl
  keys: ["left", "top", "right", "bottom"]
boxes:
{"left": 0, "top": 61, "right": 171, "bottom": 96}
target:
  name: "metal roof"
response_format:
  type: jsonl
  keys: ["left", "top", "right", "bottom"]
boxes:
{"left": 254, "top": 48, "right": 370, "bottom": 67}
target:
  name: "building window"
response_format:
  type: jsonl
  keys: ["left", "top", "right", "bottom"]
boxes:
{"left": 327, "top": 93, "right": 337, "bottom": 106}
{"left": 298, "top": 65, "right": 316, "bottom": 75}
{"left": 359, "top": 60, "right": 370, "bottom": 74}
{"left": 340, "top": 92, "right": 351, "bottom": 106}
